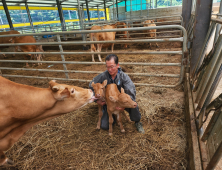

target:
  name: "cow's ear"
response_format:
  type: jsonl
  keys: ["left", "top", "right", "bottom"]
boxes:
{"left": 60, "top": 88, "right": 70, "bottom": 99}
{"left": 102, "top": 80, "right": 107, "bottom": 87}
{"left": 91, "top": 82, "right": 95, "bottom": 87}
{"left": 109, "top": 96, "right": 117, "bottom": 102}
{"left": 49, "top": 80, "right": 60, "bottom": 92}
{"left": 121, "top": 88, "right": 125, "bottom": 93}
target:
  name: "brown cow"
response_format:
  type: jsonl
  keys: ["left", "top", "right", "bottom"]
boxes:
{"left": 91, "top": 80, "right": 107, "bottom": 129}
{"left": 0, "top": 30, "right": 20, "bottom": 57}
{"left": 105, "top": 84, "right": 137, "bottom": 136}
{"left": 90, "top": 24, "right": 117, "bottom": 62}
{"left": 142, "top": 20, "right": 159, "bottom": 48}
{"left": 116, "top": 22, "right": 131, "bottom": 48}
{"left": 10, "top": 36, "right": 44, "bottom": 67}
{"left": 0, "top": 76, "right": 95, "bottom": 166}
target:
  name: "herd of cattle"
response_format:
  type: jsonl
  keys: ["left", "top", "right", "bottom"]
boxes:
{"left": 90, "top": 20, "right": 158, "bottom": 62}
{"left": 0, "top": 19, "right": 158, "bottom": 65}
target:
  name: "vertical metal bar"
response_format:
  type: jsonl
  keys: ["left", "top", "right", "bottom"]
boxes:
{"left": 104, "top": 0, "right": 107, "bottom": 20}
{"left": 192, "top": 21, "right": 216, "bottom": 79}
{"left": 197, "top": 64, "right": 222, "bottom": 129}
{"left": 97, "top": 6, "right": 100, "bottom": 21}
{"left": 130, "top": 0, "right": 132, "bottom": 20}
{"left": 214, "top": 0, "right": 222, "bottom": 44}
{"left": 141, "top": 0, "right": 142, "bottom": 17}
{"left": 195, "top": 36, "right": 222, "bottom": 107}
{"left": 190, "top": 0, "right": 213, "bottom": 74}
{"left": 182, "top": 0, "right": 193, "bottom": 28}
{"left": 150, "top": 0, "right": 151, "bottom": 9}
{"left": 2, "top": 0, "right": 14, "bottom": 30}
{"left": 56, "top": 0, "right": 66, "bottom": 31}
{"left": 85, "top": 0, "right": 91, "bottom": 22}
{"left": 205, "top": 140, "right": 222, "bottom": 170}
{"left": 113, "top": 0, "right": 115, "bottom": 20}
{"left": 25, "top": 2, "right": 35, "bottom": 33}
{"left": 116, "top": 0, "right": 119, "bottom": 21}
{"left": 125, "top": 0, "right": 127, "bottom": 12}
{"left": 56, "top": 34, "right": 69, "bottom": 79}
{"left": 155, "top": 0, "right": 157, "bottom": 8}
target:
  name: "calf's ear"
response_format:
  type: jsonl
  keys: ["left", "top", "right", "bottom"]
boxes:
{"left": 91, "top": 82, "right": 95, "bottom": 87}
{"left": 121, "top": 88, "right": 125, "bottom": 93}
{"left": 109, "top": 96, "right": 117, "bottom": 102}
{"left": 102, "top": 80, "right": 107, "bottom": 87}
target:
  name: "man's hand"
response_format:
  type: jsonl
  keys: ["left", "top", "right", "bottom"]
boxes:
{"left": 96, "top": 100, "right": 106, "bottom": 106}
{"left": 116, "top": 107, "right": 125, "bottom": 111}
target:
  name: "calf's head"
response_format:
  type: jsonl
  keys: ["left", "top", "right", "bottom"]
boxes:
{"left": 49, "top": 80, "right": 95, "bottom": 111}
{"left": 109, "top": 88, "right": 137, "bottom": 108}
{"left": 91, "top": 80, "right": 107, "bottom": 99}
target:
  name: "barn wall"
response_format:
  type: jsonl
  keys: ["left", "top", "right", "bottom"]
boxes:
{"left": 114, "top": 6, "right": 182, "bottom": 20}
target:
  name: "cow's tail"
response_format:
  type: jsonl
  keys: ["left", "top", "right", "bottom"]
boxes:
{"left": 90, "top": 33, "right": 96, "bottom": 52}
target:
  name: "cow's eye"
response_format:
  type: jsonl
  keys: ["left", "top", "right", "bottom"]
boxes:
{"left": 71, "top": 89, "right": 75, "bottom": 93}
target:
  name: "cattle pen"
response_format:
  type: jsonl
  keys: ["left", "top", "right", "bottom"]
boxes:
{"left": 0, "top": 0, "right": 221, "bottom": 170}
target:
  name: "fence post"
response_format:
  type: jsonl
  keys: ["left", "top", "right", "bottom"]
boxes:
{"left": 56, "top": 34, "right": 69, "bottom": 79}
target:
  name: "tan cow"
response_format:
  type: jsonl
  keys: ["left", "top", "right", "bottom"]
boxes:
{"left": 0, "top": 76, "right": 95, "bottom": 166}
{"left": 92, "top": 81, "right": 132, "bottom": 131}
{"left": 91, "top": 80, "right": 107, "bottom": 129}
{"left": 142, "top": 20, "right": 159, "bottom": 48}
{"left": 116, "top": 22, "right": 131, "bottom": 48}
{"left": 0, "top": 30, "right": 20, "bottom": 57}
{"left": 90, "top": 24, "right": 117, "bottom": 62}
{"left": 105, "top": 84, "right": 137, "bottom": 136}
{"left": 10, "top": 36, "right": 44, "bottom": 67}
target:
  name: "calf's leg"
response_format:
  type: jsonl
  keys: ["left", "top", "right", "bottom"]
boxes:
{"left": 96, "top": 105, "right": 103, "bottom": 129}
{"left": 117, "top": 113, "right": 125, "bottom": 133}
{"left": 97, "top": 44, "right": 103, "bottom": 62}
{"left": 107, "top": 110, "right": 114, "bottom": 136}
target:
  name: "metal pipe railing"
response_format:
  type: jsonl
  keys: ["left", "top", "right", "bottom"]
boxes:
{"left": 0, "top": 24, "right": 187, "bottom": 88}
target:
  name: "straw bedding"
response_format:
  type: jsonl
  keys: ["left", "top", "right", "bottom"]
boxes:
{"left": 2, "top": 41, "right": 187, "bottom": 169}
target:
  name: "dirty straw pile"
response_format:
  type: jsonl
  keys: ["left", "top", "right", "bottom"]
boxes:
{"left": 5, "top": 86, "right": 187, "bottom": 170}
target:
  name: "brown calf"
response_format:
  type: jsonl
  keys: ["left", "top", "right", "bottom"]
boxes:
{"left": 0, "top": 30, "right": 20, "bottom": 57}
{"left": 105, "top": 84, "right": 137, "bottom": 136}
{"left": 10, "top": 36, "right": 44, "bottom": 67}
{"left": 0, "top": 76, "right": 95, "bottom": 166}
{"left": 91, "top": 80, "right": 107, "bottom": 129}
{"left": 142, "top": 20, "right": 159, "bottom": 48}
{"left": 90, "top": 24, "right": 117, "bottom": 62}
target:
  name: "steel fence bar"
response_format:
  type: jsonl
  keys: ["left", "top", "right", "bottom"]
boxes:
{"left": 56, "top": 34, "right": 69, "bottom": 79}
{"left": 0, "top": 38, "right": 184, "bottom": 47}
{"left": 2, "top": 74, "right": 180, "bottom": 88}
{"left": 0, "top": 60, "right": 182, "bottom": 66}
{"left": 0, "top": 25, "right": 186, "bottom": 37}
{"left": 0, "top": 67, "right": 180, "bottom": 78}
{"left": 0, "top": 51, "right": 183, "bottom": 55}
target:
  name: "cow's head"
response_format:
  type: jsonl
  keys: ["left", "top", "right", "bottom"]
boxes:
{"left": 91, "top": 80, "right": 107, "bottom": 99}
{"left": 109, "top": 88, "right": 137, "bottom": 108}
{"left": 49, "top": 80, "right": 95, "bottom": 111}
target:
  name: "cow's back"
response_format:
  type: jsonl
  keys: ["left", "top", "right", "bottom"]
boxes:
{"left": 103, "top": 25, "right": 116, "bottom": 41}
{"left": 0, "top": 30, "right": 20, "bottom": 44}
{"left": 13, "top": 36, "right": 37, "bottom": 52}
{"left": 105, "top": 84, "right": 120, "bottom": 109}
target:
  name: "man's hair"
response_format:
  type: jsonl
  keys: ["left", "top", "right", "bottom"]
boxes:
{"left": 105, "top": 54, "right": 118, "bottom": 64}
